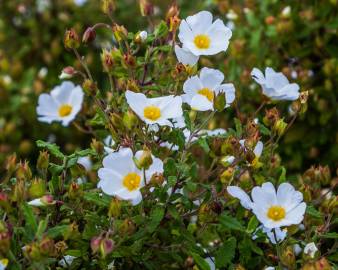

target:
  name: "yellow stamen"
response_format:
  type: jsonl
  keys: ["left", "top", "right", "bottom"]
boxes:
{"left": 194, "top": 34, "right": 210, "bottom": 49}
{"left": 198, "top": 88, "right": 214, "bottom": 101}
{"left": 267, "top": 205, "right": 286, "bottom": 221}
{"left": 143, "top": 106, "right": 161, "bottom": 121}
{"left": 58, "top": 104, "right": 72, "bottom": 117}
{"left": 122, "top": 172, "right": 141, "bottom": 191}
{"left": 0, "top": 258, "right": 8, "bottom": 267}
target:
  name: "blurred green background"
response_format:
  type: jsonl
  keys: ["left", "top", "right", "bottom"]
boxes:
{"left": 0, "top": 0, "right": 337, "bottom": 173}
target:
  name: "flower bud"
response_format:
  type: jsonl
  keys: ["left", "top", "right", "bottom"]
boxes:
{"left": 40, "top": 194, "right": 55, "bottom": 205}
{"left": 112, "top": 23, "right": 128, "bottom": 42}
{"left": 82, "top": 27, "right": 96, "bottom": 44}
{"left": 59, "top": 66, "right": 76, "bottom": 80}
{"left": 0, "top": 221, "right": 11, "bottom": 253}
{"left": 108, "top": 198, "right": 121, "bottom": 218}
{"left": 55, "top": 241, "right": 68, "bottom": 254}
{"left": 68, "top": 182, "right": 83, "bottom": 200}
{"left": 263, "top": 107, "right": 280, "bottom": 127}
{"left": 273, "top": 119, "right": 287, "bottom": 136}
{"left": 150, "top": 173, "right": 165, "bottom": 186}
{"left": 169, "top": 15, "right": 181, "bottom": 32}
{"left": 123, "top": 110, "right": 138, "bottom": 130}
{"left": 110, "top": 113, "right": 124, "bottom": 130}
{"left": 100, "top": 238, "right": 114, "bottom": 258}
{"left": 315, "top": 257, "right": 332, "bottom": 270}
{"left": 126, "top": 79, "right": 139, "bottom": 92}
{"left": 301, "top": 263, "right": 316, "bottom": 270}
{"left": 265, "top": 16, "right": 275, "bottom": 25}
{"left": 166, "top": 3, "right": 179, "bottom": 20}
{"left": 135, "top": 148, "right": 153, "bottom": 170}
{"left": 280, "top": 246, "right": 296, "bottom": 268}
{"left": 63, "top": 222, "right": 80, "bottom": 240}
{"left": 220, "top": 167, "right": 235, "bottom": 184}
{"left": 16, "top": 160, "right": 32, "bottom": 181}
{"left": 64, "top": 28, "right": 80, "bottom": 50}
{"left": 101, "top": 0, "right": 116, "bottom": 16}
{"left": 101, "top": 49, "right": 114, "bottom": 73}
{"left": 5, "top": 153, "right": 17, "bottom": 174}
{"left": 28, "top": 178, "right": 46, "bottom": 199}
{"left": 24, "top": 243, "right": 42, "bottom": 261}
{"left": 198, "top": 204, "right": 214, "bottom": 223}
{"left": 82, "top": 79, "right": 97, "bottom": 96}
{"left": 123, "top": 53, "right": 136, "bottom": 68}
{"left": 12, "top": 180, "right": 25, "bottom": 202}
{"left": 139, "top": 0, "right": 154, "bottom": 16}
{"left": 39, "top": 237, "right": 55, "bottom": 257}
{"left": 91, "top": 236, "right": 101, "bottom": 253}
{"left": 91, "top": 139, "right": 104, "bottom": 154}
{"left": 214, "top": 92, "right": 225, "bottom": 112}
{"left": 119, "top": 219, "right": 136, "bottom": 235}
{"left": 37, "top": 150, "right": 49, "bottom": 171}
{"left": 135, "top": 31, "right": 148, "bottom": 43}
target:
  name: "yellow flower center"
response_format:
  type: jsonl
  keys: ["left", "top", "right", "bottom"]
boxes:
{"left": 267, "top": 205, "right": 286, "bottom": 221}
{"left": 143, "top": 106, "right": 161, "bottom": 121}
{"left": 194, "top": 34, "right": 211, "bottom": 49}
{"left": 122, "top": 172, "right": 141, "bottom": 191}
{"left": 198, "top": 88, "right": 214, "bottom": 102}
{"left": 58, "top": 104, "right": 73, "bottom": 117}
{"left": 0, "top": 258, "right": 8, "bottom": 267}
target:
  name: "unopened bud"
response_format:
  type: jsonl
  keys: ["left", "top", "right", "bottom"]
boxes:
{"left": 68, "top": 182, "right": 83, "bottom": 200}
{"left": 139, "top": 0, "right": 154, "bottom": 16}
{"left": 123, "top": 110, "right": 138, "bottom": 130}
{"left": 220, "top": 167, "right": 235, "bottom": 184}
{"left": 166, "top": 3, "right": 179, "bottom": 20}
{"left": 110, "top": 113, "right": 124, "bottom": 130}
{"left": 82, "top": 27, "right": 96, "bottom": 44}
{"left": 101, "top": 0, "right": 116, "bottom": 16}
{"left": 100, "top": 238, "right": 114, "bottom": 258}
{"left": 5, "top": 153, "right": 17, "bottom": 174}
{"left": 64, "top": 28, "right": 80, "bottom": 50}
{"left": 280, "top": 246, "right": 296, "bottom": 268}
{"left": 150, "top": 173, "right": 165, "bottom": 186}
{"left": 119, "top": 219, "right": 136, "bottom": 235}
{"left": 91, "top": 139, "right": 104, "bottom": 154}
{"left": 101, "top": 49, "right": 114, "bottom": 73}
{"left": 39, "top": 237, "right": 55, "bottom": 256}
{"left": 37, "top": 150, "right": 49, "bottom": 170}
{"left": 263, "top": 107, "right": 280, "bottom": 127}
{"left": 112, "top": 23, "right": 128, "bottom": 42}
{"left": 82, "top": 79, "right": 97, "bottom": 96}
{"left": 315, "top": 257, "right": 332, "bottom": 270}
{"left": 16, "top": 161, "right": 32, "bottom": 181}
{"left": 273, "top": 119, "right": 287, "bottom": 136}
{"left": 214, "top": 92, "right": 225, "bottom": 112}
{"left": 59, "top": 66, "right": 76, "bottom": 80}
{"left": 28, "top": 178, "right": 46, "bottom": 199}
{"left": 169, "top": 16, "right": 181, "bottom": 32}
{"left": 108, "top": 198, "right": 121, "bottom": 218}
{"left": 123, "top": 53, "right": 136, "bottom": 68}
{"left": 135, "top": 148, "right": 153, "bottom": 170}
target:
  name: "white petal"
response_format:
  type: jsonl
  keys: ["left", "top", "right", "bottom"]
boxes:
{"left": 215, "top": 83, "right": 236, "bottom": 106}
{"left": 174, "top": 45, "right": 199, "bottom": 65}
{"left": 159, "top": 96, "right": 183, "bottom": 119}
{"left": 190, "top": 95, "right": 213, "bottom": 111}
{"left": 186, "top": 11, "right": 213, "bottom": 34}
{"left": 253, "top": 141, "right": 263, "bottom": 157}
{"left": 51, "top": 81, "right": 75, "bottom": 104}
{"left": 227, "top": 186, "right": 253, "bottom": 210}
{"left": 183, "top": 75, "right": 203, "bottom": 95}
{"left": 125, "top": 90, "right": 147, "bottom": 120}
{"left": 199, "top": 67, "right": 224, "bottom": 89}
{"left": 102, "top": 148, "right": 135, "bottom": 176}
{"left": 277, "top": 183, "right": 303, "bottom": 211}
{"left": 251, "top": 68, "right": 266, "bottom": 85}
{"left": 178, "top": 20, "right": 194, "bottom": 44}
{"left": 284, "top": 202, "right": 306, "bottom": 225}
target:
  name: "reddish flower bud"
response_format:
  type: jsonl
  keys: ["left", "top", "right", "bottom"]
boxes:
{"left": 82, "top": 27, "right": 96, "bottom": 44}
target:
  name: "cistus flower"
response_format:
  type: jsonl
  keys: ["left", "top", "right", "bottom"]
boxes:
{"left": 36, "top": 81, "right": 84, "bottom": 126}
{"left": 0, "top": 258, "right": 8, "bottom": 270}
{"left": 182, "top": 67, "right": 235, "bottom": 111}
{"left": 125, "top": 90, "right": 183, "bottom": 126}
{"left": 227, "top": 182, "right": 306, "bottom": 229}
{"left": 97, "top": 148, "right": 163, "bottom": 205}
{"left": 251, "top": 67, "right": 300, "bottom": 101}
{"left": 178, "top": 11, "right": 232, "bottom": 56}
{"left": 304, "top": 242, "right": 318, "bottom": 258}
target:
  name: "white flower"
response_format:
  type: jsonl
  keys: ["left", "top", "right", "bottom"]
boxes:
{"left": 182, "top": 67, "right": 235, "bottom": 111}
{"left": 221, "top": 155, "right": 235, "bottom": 165}
{"left": 252, "top": 225, "right": 287, "bottom": 244}
{"left": 97, "top": 148, "right": 163, "bottom": 205}
{"left": 281, "top": 6, "right": 291, "bottom": 18}
{"left": 74, "top": 0, "right": 87, "bottom": 6}
{"left": 227, "top": 182, "right": 306, "bottom": 228}
{"left": 178, "top": 11, "right": 232, "bottom": 56}
{"left": 251, "top": 67, "right": 300, "bottom": 101}
{"left": 226, "top": 9, "right": 238, "bottom": 20}
{"left": 59, "top": 255, "right": 77, "bottom": 268}
{"left": 265, "top": 267, "right": 275, "bottom": 270}
{"left": 125, "top": 90, "right": 183, "bottom": 126}
{"left": 174, "top": 45, "right": 199, "bottom": 66}
{"left": 28, "top": 195, "right": 55, "bottom": 207}
{"left": 37, "top": 81, "right": 84, "bottom": 126}
{"left": 0, "top": 259, "right": 8, "bottom": 270}
{"left": 139, "top": 30, "right": 148, "bottom": 42}
{"left": 304, "top": 242, "right": 318, "bottom": 258}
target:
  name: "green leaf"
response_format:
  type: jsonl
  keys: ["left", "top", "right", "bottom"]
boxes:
{"left": 154, "top": 21, "right": 168, "bottom": 38}
{"left": 84, "top": 192, "right": 111, "bottom": 207}
{"left": 164, "top": 158, "right": 177, "bottom": 177}
{"left": 278, "top": 167, "right": 286, "bottom": 184}
{"left": 319, "top": 232, "right": 338, "bottom": 239}
{"left": 36, "top": 215, "right": 49, "bottom": 240}
{"left": 147, "top": 206, "right": 165, "bottom": 233}
{"left": 215, "top": 237, "right": 236, "bottom": 268}
{"left": 197, "top": 137, "right": 210, "bottom": 153}
{"left": 190, "top": 252, "right": 210, "bottom": 270}
{"left": 306, "top": 205, "right": 323, "bottom": 219}
{"left": 36, "top": 140, "right": 65, "bottom": 159}
{"left": 22, "top": 203, "right": 38, "bottom": 236}
{"left": 219, "top": 212, "right": 245, "bottom": 231}
{"left": 234, "top": 118, "right": 243, "bottom": 137}
{"left": 46, "top": 225, "right": 69, "bottom": 238}
{"left": 247, "top": 216, "right": 259, "bottom": 233}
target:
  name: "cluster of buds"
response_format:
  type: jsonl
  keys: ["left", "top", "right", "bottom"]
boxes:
{"left": 91, "top": 234, "right": 114, "bottom": 258}
{"left": 303, "top": 165, "right": 331, "bottom": 186}
{"left": 301, "top": 257, "right": 332, "bottom": 270}
{"left": 108, "top": 198, "right": 121, "bottom": 218}
{"left": 112, "top": 23, "right": 128, "bottom": 42}
{"left": 64, "top": 29, "right": 80, "bottom": 50}
{"left": 24, "top": 237, "right": 56, "bottom": 261}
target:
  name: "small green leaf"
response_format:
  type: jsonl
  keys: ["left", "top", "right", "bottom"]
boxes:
{"left": 36, "top": 140, "right": 64, "bottom": 159}
{"left": 306, "top": 205, "right": 323, "bottom": 219}
{"left": 154, "top": 21, "right": 168, "bottom": 38}
{"left": 46, "top": 225, "right": 69, "bottom": 238}
{"left": 197, "top": 137, "right": 210, "bottom": 153}
{"left": 215, "top": 237, "right": 236, "bottom": 268}
{"left": 234, "top": 118, "right": 243, "bottom": 137}
{"left": 147, "top": 206, "right": 165, "bottom": 233}
{"left": 278, "top": 167, "right": 286, "bottom": 183}
{"left": 84, "top": 192, "right": 111, "bottom": 207}
{"left": 190, "top": 252, "right": 211, "bottom": 270}
{"left": 219, "top": 212, "right": 245, "bottom": 231}
{"left": 22, "top": 203, "right": 38, "bottom": 234}
{"left": 164, "top": 158, "right": 177, "bottom": 177}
